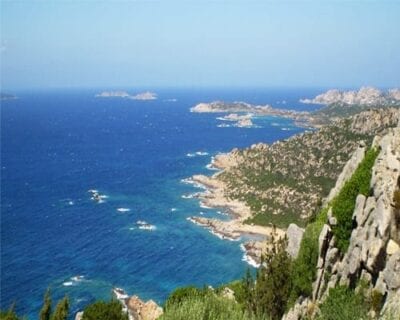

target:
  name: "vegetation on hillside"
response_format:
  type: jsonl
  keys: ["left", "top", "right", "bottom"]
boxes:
{"left": 81, "top": 300, "right": 128, "bottom": 320}
{"left": 331, "top": 148, "right": 379, "bottom": 253}
{"left": 216, "top": 109, "right": 397, "bottom": 228}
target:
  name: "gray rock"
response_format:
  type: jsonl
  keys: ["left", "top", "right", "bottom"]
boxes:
{"left": 352, "top": 194, "right": 366, "bottom": 226}
{"left": 325, "top": 247, "right": 339, "bottom": 267}
{"left": 374, "top": 272, "right": 388, "bottom": 295}
{"left": 318, "top": 224, "right": 331, "bottom": 258}
{"left": 326, "top": 146, "right": 366, "bottom": 203}
{"left": 366, "top": 238, "right": 386, "bottom": 273}
{"left": 375, "top": 197, "right": 392, "bottom": 239}
{"left": 286, "top": 224, "right": 305, "bottom": 259}
{"left": 383, "top": 251, "right": 400, "bottom": 290}
{"left": 327, "top": 208, "right": 337, "bottom": 226}
{"left": 348, "top": 246, "right": 361, "bottom": 275}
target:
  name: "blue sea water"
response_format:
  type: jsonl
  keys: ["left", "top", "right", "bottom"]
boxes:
{"left": 0, "top": 88, "right": 322, "bottom": 318}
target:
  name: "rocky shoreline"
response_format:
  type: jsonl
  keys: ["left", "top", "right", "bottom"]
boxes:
{"left": 190, "top": 101, "right": 320, "bottom": 128}
{"left": 186, "top": 157, "right": 285, "bottom": 265}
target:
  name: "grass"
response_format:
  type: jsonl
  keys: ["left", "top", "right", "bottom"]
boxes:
{"left": 160, "top": 290, "right": 259, "bottom": 320}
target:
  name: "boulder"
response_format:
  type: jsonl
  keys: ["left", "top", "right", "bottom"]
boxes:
{"left": 126, "top": 295, "right": 163, "bottom": 320}
{"left": 366, "top": 238, "right": 386, "bottom": 273}
{"left": 221, "top": 287, "right": 235, "bottom": 300}
{"left": 383, "top": 251, "right": 400, "bottom": 290}
{"left": 286, "top": 224, "right": 305, "bottom": 259}
{"left": 386, "top": 239, "right": 400, "bottom": 256}
{"left": 352, "top": 194, "right": 366, "bottom": 226}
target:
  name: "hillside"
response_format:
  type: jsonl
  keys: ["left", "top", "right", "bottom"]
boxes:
{"left": 207, "top": 108, "right": 399, "bottom": 228}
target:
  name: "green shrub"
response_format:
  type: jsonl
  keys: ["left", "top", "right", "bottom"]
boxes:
{"left": 82, "top": 300, "right": 128, "bottom": 320}
{"left": 317, "top": 286, "right": 369, "bottom": 320}
{"left": 255, "top": 236, "right": 292, "bottom": 320}
{"left": 164, "top": 286, "right": 207, "bottom": 310}
{"left": 332, "top": 148, "right": 379, "bottom": 253}
{"left": 0, "top": 304, "right": 22, "bottom": 320}
{"left": 160, "top": 291, "right": 257, "bottom": 320}
{"left": 290, "top": 207, "right": 328, "bottom": 302}
{"left": 369, "top": 289, "right": 384, "bottom": 314}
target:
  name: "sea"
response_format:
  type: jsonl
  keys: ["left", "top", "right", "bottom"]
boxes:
{"left": 0, "top": 88, "right": 322, "bottom": 318}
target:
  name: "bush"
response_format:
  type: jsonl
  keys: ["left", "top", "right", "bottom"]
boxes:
{"left": 160, "top": 291, "right": 256, "bottom": 320}
{"left": 164, "top": 286, "right": 206, "bottom": 310}
{"left": 332, "top": 148, "right": 379, "bottom": 253}
{"left": 82, "top": 300, "right": 128, "bottom": 320}
{"left": 0, "top": 304, "right": 22, "bottom": 320}
{"left": 317, "top": 286, "right": 368, "bottom": 320}
{"left": 254, "top": 236, "right": 292, "bottom": 320}
{"left": 290, "top": 207, "right": 328, "bottom": 302}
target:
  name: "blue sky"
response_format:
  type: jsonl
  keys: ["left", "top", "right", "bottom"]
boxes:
{"left": 1, "top": 0, "right": 399, "bottom": 90}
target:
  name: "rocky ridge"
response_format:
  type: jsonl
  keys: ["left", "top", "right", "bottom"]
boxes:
{"left": 300, "top": 87, "right": 400, "bottom": 106}
{"left": 284, "top": 125, "right": 400, "bottom": 320}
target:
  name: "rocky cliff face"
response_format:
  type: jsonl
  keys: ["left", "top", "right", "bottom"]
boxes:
{"left": 285, "top": 125, "right": 400, "bottom": 319}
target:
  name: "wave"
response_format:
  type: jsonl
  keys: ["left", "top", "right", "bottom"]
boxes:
{"left": 62, "top": 275, "right": 86, "bottom": 287}
{"left": 180, "top": 178, "right": 207, "bottom": 189}
{"left": 62, "top": 281, "right": 74, "bottom": 286}
{"left": 136, "top": 220, "right": 156, "bottom": 231}
{"left": 117, "top": 208, "right": 131, "bottom": 213}
{"left": 240, "top": 244, "right": 260, "bottom": 268}
{"left": 186, "top": 151, "right": 209, "bottom": 157}
{"left": 181, "top": 192, "right": 202, "bottom": 199}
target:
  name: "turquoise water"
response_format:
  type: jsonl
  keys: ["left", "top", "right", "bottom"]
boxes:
{"left": 0, "top": 88, "right": 321, "bottom": 318}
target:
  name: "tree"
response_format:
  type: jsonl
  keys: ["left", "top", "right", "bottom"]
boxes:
{"left": 39, "top": 289, "right": 52, "bottom": 320}
{"left": 255, "top": 235, "right": 292, "bottom": 320}
{"left": 82, "top": 300, "right": 128, "bottom": 320}
{"left": 241, "top": 268, "right": 255, "bottom": 314}
{"left": 51, "top": 296, "right": 69, "bottom": 320}
{"left": 0, "top": 303, "right": 21, "bottom": 320}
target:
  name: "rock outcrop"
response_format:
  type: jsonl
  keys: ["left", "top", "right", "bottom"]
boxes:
{"left": 286, "top": 224, "right": 305, "bottom": 259}
{"left": 126, "top": 295, "right": 163, "bottom": 320}
{"left": 285, "top": 126, "right": 400, "bottom": 319}
{"left": 300, "top": 87, "right": 400, "bottom": 106}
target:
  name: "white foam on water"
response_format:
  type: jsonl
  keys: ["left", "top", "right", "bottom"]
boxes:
{"left": 117, "top": 208, "right": 131, "bottom": 213}
{"left": 62, "top": 281, "right": 74, "bottom": 286}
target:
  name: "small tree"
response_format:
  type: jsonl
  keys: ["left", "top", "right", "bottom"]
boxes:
{"left": 39, "top": 289, "right": 52, "bottom": 320}
{"left": 255, "top": 235, "right": 292, "bottom": 320}
{"left": 0, "top": 303, "right": 21, "bottom": 320}
{"left": 51, "top": 296, "right": 69, "bottom": 320}
{"left": 242, "top": 268, "right": 255, "bottom": 314}
{"left": 82, "top": 300, "right": 128, "bottom": 320}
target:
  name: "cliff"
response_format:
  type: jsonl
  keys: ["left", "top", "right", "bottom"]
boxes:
{"left": 284, "top": 126, "right": 400, "bottom": 319}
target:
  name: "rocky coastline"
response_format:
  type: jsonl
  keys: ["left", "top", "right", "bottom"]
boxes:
{"left": 187, "top": 161, "right": 285, "bottom": 265}
{"left": 190, "top": 101, "right": 319, "bottom": 128}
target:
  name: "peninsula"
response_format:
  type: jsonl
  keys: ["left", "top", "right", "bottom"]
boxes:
{"left": 191, "top": 101, "right": 317, "bottom": 127}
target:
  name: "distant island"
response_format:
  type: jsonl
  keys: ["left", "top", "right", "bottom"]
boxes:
{"left": 300, "top": 86, "right": 400, "bottom": 106}
{"left": 0, "top": 93, "right": 17, "bottom": 100}
{"left": 95, "top": 90, "right": 157, "bottom": 100}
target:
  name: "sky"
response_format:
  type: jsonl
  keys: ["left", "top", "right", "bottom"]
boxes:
{"left": 1, "top": 0, "right": 400, "bottom": 90}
